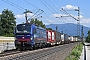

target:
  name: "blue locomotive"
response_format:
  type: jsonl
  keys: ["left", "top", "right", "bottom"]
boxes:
{"left": 14, "top": 23, "right": 47, "bottom": 50}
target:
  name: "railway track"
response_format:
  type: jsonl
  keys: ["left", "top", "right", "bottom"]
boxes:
{"left": 0, "top": 49, "right": 29, "bottom": 57}
{"left": 0, "top": 42, "right": 79, "bottom": 60}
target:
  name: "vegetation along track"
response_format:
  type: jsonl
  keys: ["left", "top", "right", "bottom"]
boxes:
{"left": 0, "top": 42, "right": 79, "bottom": 60}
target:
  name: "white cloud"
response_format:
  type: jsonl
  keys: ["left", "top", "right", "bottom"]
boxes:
{"left": 15, "top": 13, "right": 34, "bottom": 24}
{"left": 62, "top": 5, "right": 78, "bottom": 10}
{"left": 76, "top": 15, "right": 83, "bottom": 19}
{"left": 80, "top": 18, "right": 90, "bottom": 27}
{"left": 52, "top": 13, "right": 90, "bottom": 27}
{"left": 27, "top": 13, "right": 34, "bottom": 17}
{"left": 15, "top": 13, "right": 34, "bottom": 20}
{"left": 48, "top": 14, "right": 77, "bottom": 24}
{"left": 15, "top": 14, "right": 25, "bottom": 19}
{"left": 53, "top": 14, "right": 65, "bottom": 18}
{"left": 53, "top": 14, "right": 83, "bottom": 19}
{"left": 53, "top": 14, "right": 69, "bottom": 18}
{"left": 61, "top": 17, "right": 90, "bottom": 27}
{"left": 45, "top": 18, "right": 55, "bottom": 24}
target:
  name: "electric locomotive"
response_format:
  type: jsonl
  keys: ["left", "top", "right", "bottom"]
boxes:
{"left": 14, "top": 23, "right": 47, "bottom": 50}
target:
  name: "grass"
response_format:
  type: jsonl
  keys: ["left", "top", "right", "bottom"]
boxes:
{"left": 65, "top": 42, "right": 83, "bottom": 60}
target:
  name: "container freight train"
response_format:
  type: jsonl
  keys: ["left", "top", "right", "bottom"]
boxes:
{"left": 14, "top": 23, "right": 78, "bottom": 50}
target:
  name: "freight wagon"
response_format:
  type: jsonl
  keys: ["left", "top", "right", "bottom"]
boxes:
{"left": 70, "top": 36, "right": 74, "bottom": 43}
{"left": 55, "top": 31, "right": 61, "bottom": 45}
{"left": 61, "top": 33, "right": 64, "bottom": 44}
{"left": 46, "top": 30, "right": 56, "bottom": 46}
{"left": 64, "top": 34, "right": 70, "bottom": 44}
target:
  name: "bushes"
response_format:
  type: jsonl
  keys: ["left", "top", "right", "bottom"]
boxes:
{"left": 65, "top": 43, "right": 83, "bottom": 60}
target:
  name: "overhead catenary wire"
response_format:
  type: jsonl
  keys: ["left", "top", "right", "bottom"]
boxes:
{"left": 2, "top": 0, "right": 57, "bottom": 25}
{"left": 27, "top": 9, "right": 44, "bottom": 21}
{"left": 53, "top": 0, "right": 60, "bottom": 7}
{"left": 23, "top": 0, "right": 38, "bottom": 9}
{"left": 30, "top": 9, "right": 41, "bottom": 18}
{"left": 52, "top": 0, "right": 73, "bottom": 34}
{"left": 2, "top": 0, "right": 68, "bottom": 32}
{"left": 42, "top": 0, "right": 67, "bottom": 22}
{"left": 61, "top": 8, "right": 79, "bottom": 21}
{"left": 48, "top": 0, "right": 60, "bottom": 13}
{"left": 44, "top": 0, "right": 68, "bottom": 31}
{"left": 24, "top": 0, "right": 54, "bottom": 22}
{"left": 42, "top": 0, "right": 58, "bottom": 14}
{"left": 42, "top": 16, "right": 54, "bottom": 24}
{"left": 6, "top": 0, "right": 25, "bottom": 10}
{"left": 40, "top": 0, "right": 63, "bottom": 22}
{"left": 60, "top": 8, "right": 80, "bottom": 36}
{"left": 23, "top": 0, "right": 54, "bottom": 24}
{"left": 2, "top": 0, "right": 25, "bottom": 11}
{"left": 6, "top": 0, "right": 69, "bottom": 35}
{"left": 40, "top": 0, "right": 67, "bottom": 32}
{"left": 24, "top": 0, "right": 54, "bottom": 20}
{"left": 2, "top": 0, "right": 65, "bottom": 22}
{"left": 23, "top": 0, "right": 45, "bottom": 20}
{"left": 33, "top": 10, "right": 44, "bottom": 18}
{"left": 42, "top": 12, "right": 55, "bottom": 24}
{"left": 40, "top": 0, "right": 54, "bottom": 14}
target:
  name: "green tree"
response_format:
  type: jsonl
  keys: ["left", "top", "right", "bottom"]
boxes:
{"left": 30, "top": 18, "right": 34, "bottom": 24}
{"left": 0, "top": 9, "right": 16, "bottom": 37}
{"left": 46, "top": 28, "right": 52, "bottom": 30}
{"left": 0, "top": 14, "right": 3, "bottom": 35}
{"left": 30, "top": 18, "right": 46, "bottom": 28}
{"left": 86, "top": 30, "right": 90, "bottom": 42}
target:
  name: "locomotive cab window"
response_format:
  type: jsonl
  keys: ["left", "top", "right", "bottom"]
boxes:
{"left": 34, "top": 29, "right": 36, "bottom": 34}
{"left": 16, "top": 24, "right": 31, "bottom": 33}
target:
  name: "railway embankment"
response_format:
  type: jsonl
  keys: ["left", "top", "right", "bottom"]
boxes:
{"left": 65, "top": 42, "right": 83, "bottom": 60}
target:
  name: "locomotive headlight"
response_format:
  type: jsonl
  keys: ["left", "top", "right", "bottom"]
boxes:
{"left": 30, "top": 36, "right": 33, "bottom": 40}
{"left": 31, "top": 37, "right": 33, "bottom": 40}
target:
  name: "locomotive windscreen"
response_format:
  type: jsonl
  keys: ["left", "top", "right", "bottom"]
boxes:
{"left": 16, "top": 24, "right": 31, "bottom": 33}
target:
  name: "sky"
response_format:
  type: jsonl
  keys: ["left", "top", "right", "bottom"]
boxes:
{"left": 0, "top": 0, "right": 90, "bottom": 28}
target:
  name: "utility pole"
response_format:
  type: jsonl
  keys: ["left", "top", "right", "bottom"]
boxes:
{"left": 23, "top": 9, "right": 32, "bottom": 23}
{"left": 81, "top": 25, "right": 84, "bottom": 43}
{"left": 56, "top": 26, "right": 58, "bottom": 31}
{"left": 77, "top": 7, "right": 80, "bottom": 38}
{"left": 60, "top": 7, "right": 80, "bottom": 38}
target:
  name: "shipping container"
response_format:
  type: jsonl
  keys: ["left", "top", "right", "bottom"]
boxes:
{"left": 55, "top": 31, "right": 61, "bottom": 45}
{"left": 61, "top": 34, "right": 64, "bottom": 44}
{"left": 70, "top": 36, "right": 74, "bottom": 43}
{"left": 64, "top": 34, "right": 70, "bottom": 43}
{"left": 46, "top": 30, "right": 56, "bottom": 46}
